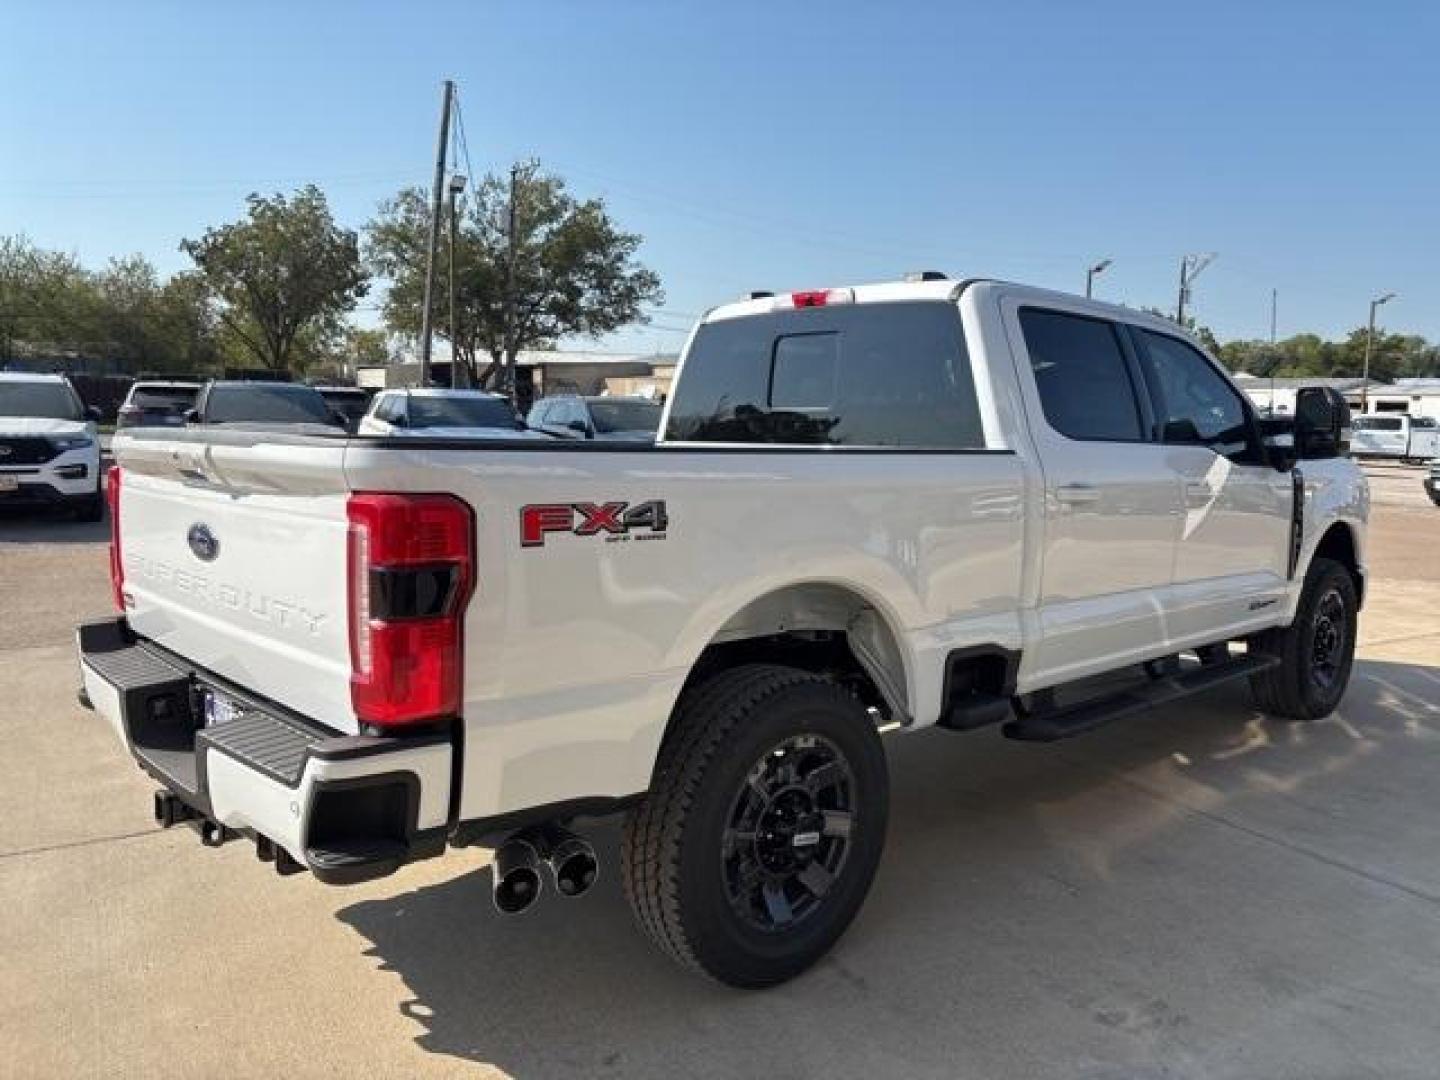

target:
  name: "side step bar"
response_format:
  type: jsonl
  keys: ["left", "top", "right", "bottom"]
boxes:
{"left": 1003, "top": 653, "right": 1280, "bottom": 743}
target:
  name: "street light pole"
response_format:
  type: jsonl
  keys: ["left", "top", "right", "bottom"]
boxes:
{"left": 1085, "top": 258, "right": 1112, "bottom": 299}
{"left": 1360, "top": 291, "right": 1396, "bottom": 413}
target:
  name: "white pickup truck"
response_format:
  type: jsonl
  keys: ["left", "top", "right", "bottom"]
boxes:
{"left": 78, "top": 276, "right": 1368, "bottom": 987}
{"left": 1349, "top": 412, "right": 1440, "bottom": 464}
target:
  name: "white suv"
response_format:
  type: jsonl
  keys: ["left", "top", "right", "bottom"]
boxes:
{"left": 0, "top": 372, "right": 104, "bottom": 521}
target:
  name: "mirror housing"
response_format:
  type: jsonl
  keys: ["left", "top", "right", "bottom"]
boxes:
{"left": 1296, "top": 385, "right": 1347, "bottom": 457}
{"left": 1294, "top": 386, "right": 1350, "bottom": 460}
{"left": 566, "top": 419, "right": 590, "bottom": 435}
{"left": 182, "top": 408, "right": 201, "bottom": 424}
{"left": 85, "top": 405, "right": 103, "bottom": 423}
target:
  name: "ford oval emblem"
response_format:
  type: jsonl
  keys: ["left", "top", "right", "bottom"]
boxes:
{"left": 187, "top": 523, "right": 219, "bottom": 562}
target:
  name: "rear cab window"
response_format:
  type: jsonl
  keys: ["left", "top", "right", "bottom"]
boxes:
{"left": 130, "top": 386, "right": 198, "bottom": 411}
{"left": 664, "top": 301, "right": 985, "bottom": 448}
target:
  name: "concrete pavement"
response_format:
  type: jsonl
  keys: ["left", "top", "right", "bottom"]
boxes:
{"left": 1, "top": 504, "right": 1438, "bottom": 1078}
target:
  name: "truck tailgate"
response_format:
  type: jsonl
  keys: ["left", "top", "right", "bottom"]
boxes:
{"left": 116, "top": 434, "right": 358, "bottom": 733}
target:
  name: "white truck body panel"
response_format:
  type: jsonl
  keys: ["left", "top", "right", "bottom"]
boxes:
{"left": 116, "top": 437, "right": 357, "bottom": 732}
{"left": 98, "top": 278, "right": 1369, "bottom": 838}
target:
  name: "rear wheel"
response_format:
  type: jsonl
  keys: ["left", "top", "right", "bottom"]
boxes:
{"left": 621, "top": 664, "right": 888, "bottom": 988}
{"left": 1249, "top": 557, "right": 1358, "bottom": 720}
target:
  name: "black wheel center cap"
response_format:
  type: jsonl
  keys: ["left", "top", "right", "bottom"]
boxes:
{"left": 755, "top": 788, "right": 821, "bottom": 872}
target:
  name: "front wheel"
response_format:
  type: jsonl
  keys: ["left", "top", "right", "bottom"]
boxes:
{"left": 1249, "top": 557, "right": 1358, "bottom": 720}
{"left": 621, "top": 664, "right": 889, "bottom": 988}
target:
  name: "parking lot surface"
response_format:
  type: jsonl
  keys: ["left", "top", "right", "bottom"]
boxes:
{"left": 2, "top": 494, "right": 1437, "bottom": 1079}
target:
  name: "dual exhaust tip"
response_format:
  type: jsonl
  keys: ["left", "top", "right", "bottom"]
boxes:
{"left": 493, "top": 824, "right": 598, "bottom": 915}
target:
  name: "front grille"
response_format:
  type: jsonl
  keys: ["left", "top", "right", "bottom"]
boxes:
{"left": 0, "top": 437, "right": 58, "bottom": 465}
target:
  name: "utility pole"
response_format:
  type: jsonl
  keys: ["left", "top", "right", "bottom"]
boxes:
{"left": 1361, "top": 291, "right": 1396, "bottom": 413}
{"left": 447, "top": 173, "right": 467, "bottom": 388}
{"left": 418, "top": 79, "right": 455, "bottom": 388}
{"left": 1175, "top": 252, "right": 1216, "bottom": 325}
{"left": 501, "top": 162, "right": 519, "bottom": 398}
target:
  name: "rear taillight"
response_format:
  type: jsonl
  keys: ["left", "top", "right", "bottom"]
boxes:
{"left": 346, "top": 492, "right": 475, "bottom": 728}
{"left": 106, "top": 465, "right": 125, "bottom": 611}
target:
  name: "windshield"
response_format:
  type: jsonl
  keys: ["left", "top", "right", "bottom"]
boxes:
{"left": 0, "top": 382, "right": 83, "bottom": 420}
{"left": 205, "top": 384, "right": 333, "bottom": 424}
{"left": 408, "top": 396, "right": 521, "bottom": 429}
{"left": 589, "top": 400, "right": 662, "bottom": 433}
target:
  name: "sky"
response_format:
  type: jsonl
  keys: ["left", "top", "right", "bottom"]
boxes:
{"left": 3, "top": 0, "right": 1438, "bottom": 355}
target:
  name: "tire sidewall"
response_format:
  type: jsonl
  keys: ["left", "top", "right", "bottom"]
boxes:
{"left": 675, "top": 681, "right": 888, "bottom": 987}
{"left": 1295, "top": 561, "right": 1358, "bottom": 716}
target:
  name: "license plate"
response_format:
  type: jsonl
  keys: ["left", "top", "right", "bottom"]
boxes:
{"left": 201, "top": 689, "right": 245, "bottom": 727}
{"left": 0, "top": 476, "right": 18, "bottom": 493}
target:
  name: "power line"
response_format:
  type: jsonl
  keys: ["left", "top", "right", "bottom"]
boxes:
{"left": 451, "top": 91, "right": 478, "bottom": 190}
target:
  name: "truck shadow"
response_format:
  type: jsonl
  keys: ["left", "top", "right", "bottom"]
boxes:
{"left": 335, "top": 656, "right": 1440, "bottom": 1078}
{"left": 0, "top": 505, "right": 109, "bottom": 545}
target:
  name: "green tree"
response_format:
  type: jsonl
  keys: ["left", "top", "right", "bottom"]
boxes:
{"left": 366, "top": 160, "right": 662, "bottom": 390}
{"left": 0, "top": 235, "right": 95, "bottom": 361}
{"left": 347, "top": 327, "right": 391, "bottom": 367}
{"left": 181, "top": 186, "right": 368, "bottom": 373}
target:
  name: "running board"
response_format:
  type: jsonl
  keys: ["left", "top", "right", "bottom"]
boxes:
{"left": 1002, "top": 654, "right": 1280, "bottom": 743}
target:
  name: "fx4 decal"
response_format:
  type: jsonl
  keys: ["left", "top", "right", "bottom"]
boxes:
{"left": 521, "top": 500, "right": 669, "bottom": 547}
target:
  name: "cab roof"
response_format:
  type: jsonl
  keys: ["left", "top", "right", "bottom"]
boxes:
{"left": 0, "top": 371, "right": 69, "bottom": 384}
{"left": 380, "top": 387, "right": 506, "bottom": 399}
{"left": 704, "top": 278, "right": 960, "bottom": 324}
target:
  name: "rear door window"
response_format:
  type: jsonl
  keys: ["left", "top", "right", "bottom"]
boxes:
{"left": 1018, "top": 308, "right": 1146, "bottom": 442}
{"left": 664, "top": 301, "right": 984, "bottom": 448}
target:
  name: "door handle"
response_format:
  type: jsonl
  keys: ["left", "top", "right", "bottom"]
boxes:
{"left": 1055, "top": 484, "right": 1101, "bottom": 505}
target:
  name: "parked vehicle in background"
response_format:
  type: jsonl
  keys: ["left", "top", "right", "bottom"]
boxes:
{"left": 185, "top": 381, "right": 347, "bottom": 429}
{"left": 358, "top": 388, "right": 542, "bottom": 439}
{"left": 314, "top": 386, "right": 373, "bottom": 433}
{"left": 1350, "top": 413, "right": 1440, "bottom": 463}
{"left": 527, "top": 395, "right": 663, "bottom": 442}
{"left": 80, "top": 276, "right": 1367, "bottom": 988}
{"left": 116, "top": 381, "right": 202, "bottom": 430}
{"left": 0, "top": 372, "right": 104, "bottom": 520}
{"left": 1425, "top": 459, "right": 1440, "bottom": 506}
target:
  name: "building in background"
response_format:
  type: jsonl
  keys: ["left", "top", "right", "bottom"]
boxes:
{"left": 1233, "top": 374, "right": 1391, "bottom": 417}
{"left": 1365, "top": 379, "right": 1440, "bottom": 421}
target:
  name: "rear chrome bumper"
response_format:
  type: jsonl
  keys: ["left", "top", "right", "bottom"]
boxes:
{"left": 76, "top": 617, "right": 451, "bottom": 884}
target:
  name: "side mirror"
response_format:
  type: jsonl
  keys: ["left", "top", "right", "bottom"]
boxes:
{"left": 85, "top": 405, "right": 103, "bottom": 423}
{"left": 329, "top": 411, "right": 348, "bottom": 428}
{"left": 1161, "top": 418, "right": 1204, "bottom": 444}
{"left": 1294, "top": 387, "right": 1350, "bottom": 460}
{"left": 182, "top": 408, "right": 200, "bottom": 424}
{"left": 567, "top": 419, "right": 590, "bottom": 436}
